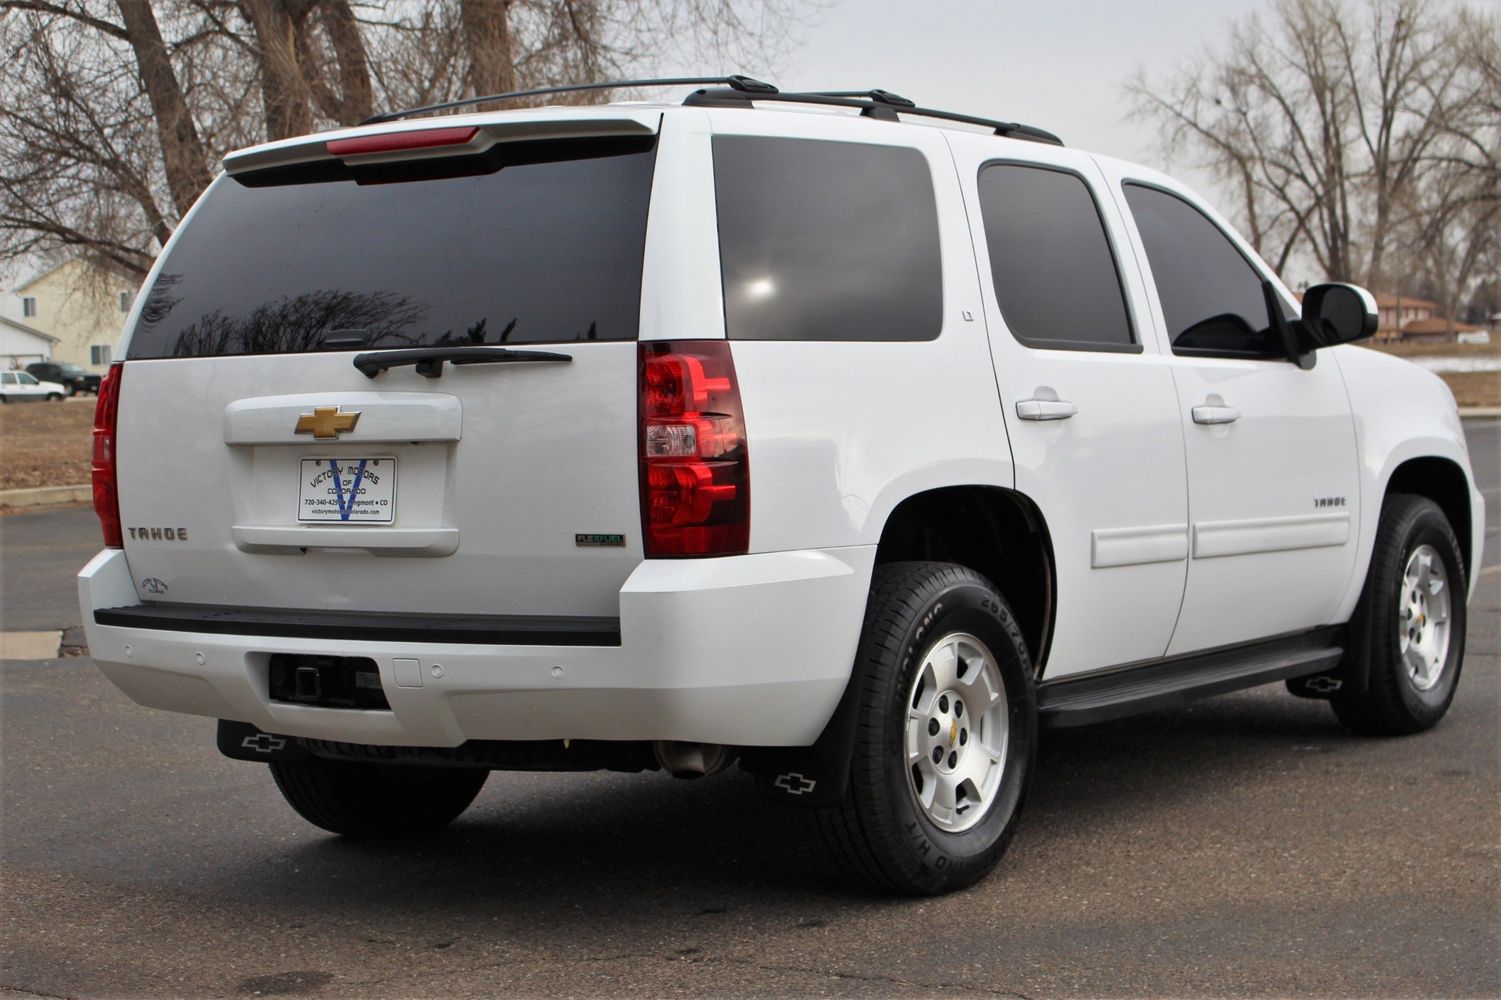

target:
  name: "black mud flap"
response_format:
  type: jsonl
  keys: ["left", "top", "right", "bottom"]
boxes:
{"left": 742, "top": 669, "right": 863, "bottom": 809}
{"left": 1288, "top": 612, "right": 1370, "bottom": 701}
{"left": 216, "top": 720, "right": 310, "bottom": 762}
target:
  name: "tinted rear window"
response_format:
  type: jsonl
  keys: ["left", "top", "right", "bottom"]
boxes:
{"left": 713, "top": 136, "right": 942, "bottom": 342}
{"left": 978, "top": 163, "right": 1135, "bottom": 350}
{"left": 126, "top": 136, "right": 657, "bottom": 359}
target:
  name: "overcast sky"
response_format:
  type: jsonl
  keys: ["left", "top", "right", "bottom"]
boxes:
{"left": 764, "top": 0, "right": 1271, "bottom": 179}
{"left": 664, "top": 0, "right": 1487, "bottom": 286}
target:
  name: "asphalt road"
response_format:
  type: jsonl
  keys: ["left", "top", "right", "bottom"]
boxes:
{"left": 2, "top": 421, "right": 1497, "bottom": 998}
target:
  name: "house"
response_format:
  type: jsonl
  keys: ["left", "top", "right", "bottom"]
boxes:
{"left": 0, "top": 314, "right": 59, "bottom": 368}
{"left": 1400, "top": 316, "right": 1484, "bottom": 345}
{"left": 3, "top": 259, "right": 139, "bottom": 374}
{"left": 1372, "top": 292, "right": 1440, "bottom": 342}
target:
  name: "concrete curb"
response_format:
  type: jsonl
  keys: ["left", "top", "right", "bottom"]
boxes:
{"left": 1458, "top": 406, "right": 1501, "bottom": 418}
{"left": 0, "top": 484, "right": 91, "bottom": 510}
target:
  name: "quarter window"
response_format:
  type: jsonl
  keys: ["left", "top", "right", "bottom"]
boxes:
{"left": 713, "top": 136, "right": 942, "bottom": 342}
{"left": 977, "top": 163, "right": 1135, "bottom": 350}
{"left": 1123, "top": 183, "right": 1285, "bottom": 359}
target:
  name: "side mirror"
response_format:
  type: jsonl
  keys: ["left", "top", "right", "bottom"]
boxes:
{"left": 1300, "top": 283, "right": 1378, "bottom": 348}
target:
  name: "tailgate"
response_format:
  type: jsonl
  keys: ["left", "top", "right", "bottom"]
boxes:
{"left": 111, "top": 125, "right": 657, "bottom": 618}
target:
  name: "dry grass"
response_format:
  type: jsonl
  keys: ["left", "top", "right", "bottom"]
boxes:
{"left": 1358, "top": 338, "right": 1499, "bottom": 359}
{"left": 0, "top": 398, "right": 94, "bottom": 490}
{"left": 1437, "top": 371, "right": 1501, "bottom": 408}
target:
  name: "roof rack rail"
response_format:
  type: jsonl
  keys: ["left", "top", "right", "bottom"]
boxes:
{"left": 361, "top": 74, "right": 777, "bottom": 126}
{"left": 682, "top": 87, "right": 1063, "bottom": 145}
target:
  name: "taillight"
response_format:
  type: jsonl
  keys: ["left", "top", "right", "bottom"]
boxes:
{"left": 92, "top": 363, "right": 123, "bottom": 548}
{"left": 639, "top": 341, "right": 750, "bottom": 557}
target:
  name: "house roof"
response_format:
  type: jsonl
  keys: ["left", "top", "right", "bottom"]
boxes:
{"left": 0, "top": 314, "right": 60, "bottom": 342}
{"left": 14, "top": 255, "right": 138, "bottom": 292}
{"left": 1373, "top": 292, "right": 1440, "bottom": 309}
{"left": 1401, "top": 317, "right": 1482, "bottom": 335}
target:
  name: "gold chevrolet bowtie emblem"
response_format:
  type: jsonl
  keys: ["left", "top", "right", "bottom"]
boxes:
{"left": 294, "top": 406, "right": 360, "bottom": 440}
{"left": 949, "top": 719, "right": 958, "bottom": 747}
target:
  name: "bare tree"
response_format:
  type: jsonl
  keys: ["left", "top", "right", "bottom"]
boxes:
{"left": 0, "top": 0, "right": 811, "bottom": 278}
{"left": 1399, "top": 9, "right": 1500, "bottom": 334}
{"left": 1128, "top": 0, "right": 1498, "bottom": 306}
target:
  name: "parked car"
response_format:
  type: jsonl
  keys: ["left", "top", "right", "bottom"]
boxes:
{"left": 0, "top": 369, "right": 67, "bottom": 402}
{"left": 78, "top": 77, "right": 1483, "bottom": 896}
{"left": 26, "top": 361, "right": 101, "bottom": 395}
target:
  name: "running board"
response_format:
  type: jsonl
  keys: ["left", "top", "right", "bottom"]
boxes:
{"left": 1036, "top": 627, "right": 1345, "bottom": 728}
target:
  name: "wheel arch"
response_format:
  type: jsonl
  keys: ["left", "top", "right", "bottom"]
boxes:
{"left": 873, "top": 485, "right": 1056, "bottom": 673}
{"left": 1383, "top": 456, "right": 1474, "bottom": 584}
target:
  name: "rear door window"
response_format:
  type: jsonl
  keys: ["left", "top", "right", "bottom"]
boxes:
{"left": 977, "top": 163, "right": 1136, "bottom": 351}
{"left": 126, "top": 136, "right": 658, "bottom": 359}
{"left": 712, "top": 136, "right": 942, "bottom": 342}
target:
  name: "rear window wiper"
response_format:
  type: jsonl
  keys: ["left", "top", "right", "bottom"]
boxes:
{"left": 353, "top": 345, "right": 573, "bottom": 379}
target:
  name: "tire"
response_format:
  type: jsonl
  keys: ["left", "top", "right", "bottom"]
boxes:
{"left": 46, "top": 393, "right": 62, "bottom": 401}
{"left": 270, "top": 756, "right": 488, "bottom": 838}
{"left": 815, "top": 561, "right": 1037, "bottom": 895}
{"left": 1331, "top": 494, "right": 1467, "bottom": 735}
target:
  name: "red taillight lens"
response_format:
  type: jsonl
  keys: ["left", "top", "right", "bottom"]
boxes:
{"left": 92, "top": 362, "right": 123, "bottom": 548}
{"left": 326, "top": 126, "right": 480, "bottom": 157}
{"left": 639, "top": 341, "right": 749, "bottom": 557}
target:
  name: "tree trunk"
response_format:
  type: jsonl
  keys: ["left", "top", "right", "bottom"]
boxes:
{"left": 320, "top": 0, "right": 373, "bottom": 124}
{"left": 113, "top": 0, "right": 212, "bottom": 217}
{"left": 460, "top": 0, "right": 514, "bottom": 98}
{"left": 243, "top": 0, "right": 314, "bottom": 141}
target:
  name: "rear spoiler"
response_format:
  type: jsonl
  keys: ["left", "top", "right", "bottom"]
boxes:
{"left": 223, "top": 112, "right": 660, "bottom": 177}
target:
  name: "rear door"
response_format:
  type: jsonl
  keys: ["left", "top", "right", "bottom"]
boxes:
{"left": 114, "top": 114, "right": 665, "bottom": 618}
{"left": 947, "top": 135, "right": 1190, "bottom": 680}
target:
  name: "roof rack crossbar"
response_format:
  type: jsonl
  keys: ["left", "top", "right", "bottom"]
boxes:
{"left": 683, "top": 87, "right": 1064, "bottom": 146}
{"left": 362, "top": 74, "right": 777, "bottom": 126}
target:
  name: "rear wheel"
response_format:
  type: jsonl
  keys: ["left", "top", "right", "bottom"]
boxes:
{"left": 1332, "top": 494, "right": 1467, "bottom": 735}
{"left": 270, "top": 756, "right": 488, "bottom": 838}
{"left": 816, "top": 561, "right": 1036, "bottom": 895}
{"left": 46, "top": 392, "right": 62, "bottom": 401}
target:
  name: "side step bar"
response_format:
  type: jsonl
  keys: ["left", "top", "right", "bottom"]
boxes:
{"left": 1037, "top": 627, "right": 1345, "bottom": 728}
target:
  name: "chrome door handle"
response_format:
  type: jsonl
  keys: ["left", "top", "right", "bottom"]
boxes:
{"left": 1191, "top": 403, "right": 1241, "bottom": 425}
{"left": 1016, "top": 398, "right": 1078, "bottom": 421}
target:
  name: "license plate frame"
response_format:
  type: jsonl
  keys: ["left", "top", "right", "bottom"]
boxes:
{"left": 298, "top": 456, "right": 397, "bottom": 524}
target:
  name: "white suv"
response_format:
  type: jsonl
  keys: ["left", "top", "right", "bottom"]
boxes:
{"left": 79, "top": 78, "right": 1484, "bottom": 895}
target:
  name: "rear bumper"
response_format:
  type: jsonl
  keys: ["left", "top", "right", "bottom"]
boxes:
{"left": 78, "top": 546, "right": 875, "bottom": 748}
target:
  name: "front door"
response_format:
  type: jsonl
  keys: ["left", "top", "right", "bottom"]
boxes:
{"left": 1111, "top": 176, "right": 1360, "bottom": 655}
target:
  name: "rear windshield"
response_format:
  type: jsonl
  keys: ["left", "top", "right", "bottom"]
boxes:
{"left": 126, "top": 135, "right": 657, "bottom": 359}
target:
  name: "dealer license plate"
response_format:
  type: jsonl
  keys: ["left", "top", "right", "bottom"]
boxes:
{"left": 298, "top": 457, "right": 396, "bottom": 523}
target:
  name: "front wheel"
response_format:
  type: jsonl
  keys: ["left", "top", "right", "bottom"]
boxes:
{"left": 270, "top": 756, "right": 488, "bottom": 838}
{"left": 816, "top": 562, "right": 1037, "bottom": 895}
{"left": 1332, "top": 494, "right": 1467, "bottom": 735}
